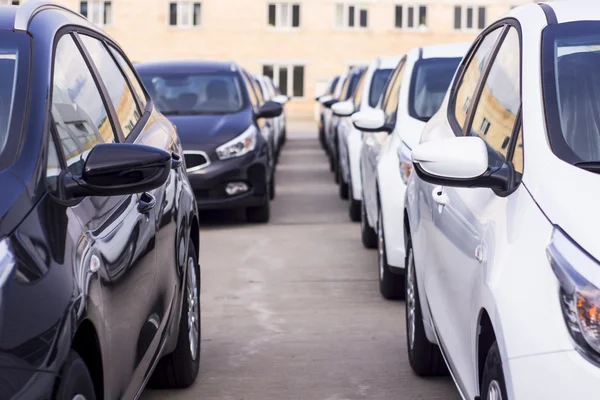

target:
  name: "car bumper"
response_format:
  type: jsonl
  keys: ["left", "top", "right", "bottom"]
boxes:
{"left": 186, "top": 151, "right": 269, "bottom": 210}
{"left": 508, "top": 350, "right": 600, "bottom": 399}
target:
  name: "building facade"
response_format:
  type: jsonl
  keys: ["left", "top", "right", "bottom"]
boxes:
{"left": 10, "top": 0, "right": 533, "bottom": 117}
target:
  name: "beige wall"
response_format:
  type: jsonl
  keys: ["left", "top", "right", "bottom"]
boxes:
{"left": 24, "top": 0, "right": 533, "bottom": 117}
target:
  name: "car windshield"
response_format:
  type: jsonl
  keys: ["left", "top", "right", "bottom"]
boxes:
{"left": 139, "top": 71, "right": 245, "bottom": 115}
{"left": 542, "top": 22, "right": 600, "bottom": 165}
{"left": 408, "top": 57, "right": 461, "bottom": 122}
{"left": 369, "top": 68, "right": 393, "bottom": 107}
{"left": 0, "top": 32, "right": 30, "bottom": 170}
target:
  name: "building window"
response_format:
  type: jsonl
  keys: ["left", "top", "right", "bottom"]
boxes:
{"left": 80, "top": 1, "right": 112, "bottom": 26}
{"left": 268, "top": 3, "right": 300, "bottom": 28}
{"left": 480, "top": 117, "right": 491, "bottom": 135}
{"left": 0, "top": 0, "right": 20, "bottom": 5}
{"left": 395, "top": 5, "right": 427, "bottom": 29}
{"left": 454, "top": 5, "right": 486, "bottom": 30}
{"left": 169, "top": 2, "right": 202, "bottom": 28}
{"left": 263, "top": 64, "right": 304, "bottom": 97}
{"left": 335, "top": 4, "right": 368, "bottom": 29}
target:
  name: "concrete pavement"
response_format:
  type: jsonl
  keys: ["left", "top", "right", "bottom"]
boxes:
{"left": 141, "top": 120, "right": 460, "bottom": 400}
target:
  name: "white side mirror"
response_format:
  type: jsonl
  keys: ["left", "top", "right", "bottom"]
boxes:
{"left": 318, "top": 94, "right": 333, "bottom": 104}
{"left": 331, "top": 100, "right": 355, "bottom": 117}
{"left": 412, "top": 136, "right": 488, "bottom": 180}
{"left": 272, "top": 94, "right": 289, "bottom": 104}
{"left": 351, "top": 109, "right": 386, "bottom": 132}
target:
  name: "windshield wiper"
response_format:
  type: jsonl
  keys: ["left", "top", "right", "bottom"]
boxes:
{"left": 574, "top": 161, "right": 600, "bottom": 174}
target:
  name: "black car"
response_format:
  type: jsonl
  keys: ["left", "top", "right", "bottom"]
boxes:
{"left": 136, "top": 61, "right": 283, "bottom": 223}
{"left": 0, "top": 2, "right": 200, "bottom": 399}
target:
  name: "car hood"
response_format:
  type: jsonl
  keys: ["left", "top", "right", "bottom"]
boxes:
{"left": 166, "top": 110, "right": 253, "bottom": 148}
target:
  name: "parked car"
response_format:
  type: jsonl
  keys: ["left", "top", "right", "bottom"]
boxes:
{"left": 330, "top": 56, "right": 399, "bottom": 220}
{"left": 315, "top": 75, "right": 340, "bottom": 149}
{"left": 353, "top": 42, "right": 468, "bottom": 299}
{"left": 325, "top": 66, "right": 366, "bottom": 180}
{"left": 0, "top": 2, "right": 201, "bottom": 399}
{"left": 403, "top": 2, "right": 600, "bottom": 399}
{"left": 268, "top": 76, "right": 289, "bottom": 147}
{"left": 255, "top": 74, "right": 289, "bottom": 160}
{"left": 319, "top": 72, "right": 348, "bottom": 160}
{"left": 137, "top": 61, "right": 282, "bottom": 223}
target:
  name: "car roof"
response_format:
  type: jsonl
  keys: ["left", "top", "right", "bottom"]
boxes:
{"left": 420, "top": 41, "right": 472, "bottom": 59}
{"left": 510, "top": 1, "right": 600, "bottom": 25}
{"left": 0, "top": 5, "right": 18, "bottom": 31}
{"left": 376, "top": 56, "right": 403, "bottom": 69}
{"left": 136, "top": 60, "right": 239, "bottom": 74}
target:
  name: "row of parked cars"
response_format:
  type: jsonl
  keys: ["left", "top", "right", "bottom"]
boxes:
{"left": 0, "top": 1, "right": 288, "bottom": 399}
{"left": 317, "top": 1, "right": 600, "bottom": 399}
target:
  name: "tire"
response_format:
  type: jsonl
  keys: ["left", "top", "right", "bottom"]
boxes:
{"left": 405, "top": 236, "right": 447, "bottom": 376}
{"left": 339, "top": 179, "right": 348, "bottom": 200}
{"left": 55, "top": 350, "right": 96, "bottom": 400}
{"left": 377, "top": 207, "right": 405, "bottom": 300}
{"left": 481, "top": 342, "right": 508, "bottom": 400}
{"left": 150, "top": 244, "right": 201, "bottom": 389}
{"left": 360, "top": 200, "right": 377, "bottom": 249}
{"left": 348, "top": 180, "right": 361, "bottom": 222}
{"left": 246, "top": 198, "right": 270, "bottom": 223}
{"left": 269, "top": 172, "right": 276, "bottom": 201}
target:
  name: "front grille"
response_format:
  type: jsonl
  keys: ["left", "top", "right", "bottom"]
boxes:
{"left": 184, "top": 151, "right": 210, "bottom": 172}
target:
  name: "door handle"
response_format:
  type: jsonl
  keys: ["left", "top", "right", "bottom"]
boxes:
{"left": 171, "top": 152, "right": 183, "bottom": 170}
{"left": 138, "top": 192, "right": 156, "bottom": 214}
{"left": 432, "top": 186, "right": 449, "bottom": 213}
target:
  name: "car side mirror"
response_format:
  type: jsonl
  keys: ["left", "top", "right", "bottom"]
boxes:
{"left": 351, "top": 109, "right": 392, "bottom": 133}
{"left": 412, "top": 136, "right": 510, "bottom": 192}
{"left": 331, "top": 100, "right": 355, "bottom": 117}
{"left": 272, "top": 94, "right": 290, "bottom": 104}
{"left": 322, "top": 98, "right": 339, "bottom": 108}
{"left": 63, "top": 143, "right": 172, "bottom": 198}
{"left": 256, "top": 100, "right": 283, "bottom": 119}
{"left": 318, "top": 94, "right": 332, "bottom": 104}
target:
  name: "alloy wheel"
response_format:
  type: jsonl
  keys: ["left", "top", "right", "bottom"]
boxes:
{"left": 406, "top": 248, "right": 416, "bottom": 350}
{"left": 187, "top": 257, "right": 200, "bottom": 361}
{"left": 487, "top": 380, "right": 503, "bottom": 400}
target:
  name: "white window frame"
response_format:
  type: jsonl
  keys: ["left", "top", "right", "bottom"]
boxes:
{"left": 263, "top": 64, "right": 306, "bottom": 99}
{"left": 169, "top": 1, "right": 202, "bottom": 28}
{"left": 394, "top": 4, "right": 428, "bottom": 31}
{"left": 454, "top": 5, "right": 486, "bottom": 32}
{"left": 80, "top": 1, "right": 112, "bottom": 27}
{"left": 334, "top": 3, "right": 369, "bottom": 30}
{"left": 267, "top": 3, "right": 300, "bottom": 29}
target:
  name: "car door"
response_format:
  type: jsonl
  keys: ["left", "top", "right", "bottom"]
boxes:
{"left": 425, "top": 24, "right": 522, "bottom": 395}
{"left": 49, "top": 32, "right": 161, "bottom": 398}
{"left": 241, "top": 70, "right": 273, "bottom": 172}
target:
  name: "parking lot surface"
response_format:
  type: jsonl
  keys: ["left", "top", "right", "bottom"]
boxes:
{"left": 142, "top": 121, "right": 460, "bottom": 400}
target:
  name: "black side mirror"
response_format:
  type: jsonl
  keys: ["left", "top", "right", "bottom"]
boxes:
{"left": 64, "top": 143, "right": 172, "bottom": 198}
{"left": 256, "top": 100, "right": 283, "bottom": 119}
{"left": 322, "top": 98, "right": 339, "bottom": 108}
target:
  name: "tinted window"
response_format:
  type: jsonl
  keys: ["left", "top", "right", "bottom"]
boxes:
{"left": 542, "top": 21, "right": 600, "bottom": 165}
{"left": 340, "top": 71, "right": 362, "bottom": 101}
{"left": 469, "top": 28, "right": 520, "bottom": 169}
{"left": 140, "top": 71, "right": 246, "bottom": 115}
{"left": 409, "top": 57, "right": 461, "bottom": 122}
{"left": 81, "top": 35, "right": 140, "bottom": 137}
{"left": 329, "top": 76, "right": 340, "bottom": 94}
{"left": 241, "top": 71, "right": 259, "bottom": 107}
{"left": 109, "top": 46, "right": 147, "bottom": 111}
{"left": 369, "top": 68, "right": 393, "bottom": 107}
{"left": 453, "top": 28, "right": 502, "bottom": 130}
{"left": 51, "top": 35, "right": 115, "bottom": 176}
{"left": 0, "top": 32, "right": 29, "bottom": 170}
{"left": 383, "top": 61, "right": 406, "bottom": 120}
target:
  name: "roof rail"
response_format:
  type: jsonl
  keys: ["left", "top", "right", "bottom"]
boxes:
{"left": 14, "top": 0, "right": 83, "bottom": 32}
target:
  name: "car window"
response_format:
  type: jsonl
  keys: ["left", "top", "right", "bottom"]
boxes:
{"left": 329, "top": 76, "right": 340, "bottom": 94}
{"left": 252, "top": 77, "right": 265, "bottom": 104}
{"left": 512, "top": 124, "right": 523, "bottom": 174}
{"left": 108, "top": 45, "right": 148, "bottom": 112}
{"left": 80, "top": 35, "right": 141, "bottom": 138}
{"left": 468, "top": 27, "right": 521, "bottom": 169}
{"left": 51, "top": 35, "right": 116, "bottom": 176}
{"left": 382, "top": 61, "right": 406, "bottom": 123}
{"left": 369, "top": 68, "right": 393, "bottom": 108}
{"left": 452, "top": 27, "right": 503, "bottom": 131}
{"left": 241, "top": 71, "right": 259, "bottom": 107}
{"left": 353, "top": 71, "right": 367, "bottom": 109}
{"left": 380, "top": 59, "right": 404, "bottom": 109}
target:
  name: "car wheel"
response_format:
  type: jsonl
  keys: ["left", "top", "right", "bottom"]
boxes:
{"left": 338, "top": 175, "right": 349, "bottom": 199}
{"left": 360, "top": 200, "right": 377, "bottom": 249}
{"left": 55, "top": 350, "right": 96, "bottom": 400}
{"left": 348, "top": 180, "right": 361, "bottom": 222}
{"left": 378, "top": 207, "right": 404, "bottom": 300}
{"left": 150, "top": 243, "right": 201, "bottom": 388}
{"left": 269, "top": 172, "right": 276, "bottom": 201}
{"left": 481, "top": 342, "right": 508, "bottom": 400}
{"left": 405, "top": 236, "right": 447, "bottom": 376}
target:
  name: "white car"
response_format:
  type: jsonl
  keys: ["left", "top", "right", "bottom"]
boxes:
{"left": 331, "top": 56, "right": 400, "bottom": 221}
{"left": 319, "top": 72, "right": 348, "bottom": 164}
{"left": 404, "top": 2, "right": 600, "bottom": 399}
{"left": 353, "top": 42, "right": 469, "bottom": 299}
{"left": 316, "top": 75, "right": 341, "bottom": 149}
{"left": 255, "top": 74, "right": 289, "bottom": 159}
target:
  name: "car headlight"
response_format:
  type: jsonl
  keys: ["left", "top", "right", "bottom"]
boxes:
{"left": 216, "top": 126, "right": 257, "bottom": 160}
{"left": 399, "top": 143, "right": 413, "bottom": 184}
{"left": 548, "top": 227, "right": 600, "bottom": 363}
